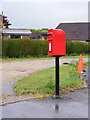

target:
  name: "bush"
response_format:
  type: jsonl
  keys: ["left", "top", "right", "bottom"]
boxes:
{"left": 2, "top": 39, "right": 48, "bottom": 58}
{"left": 66, "top": 41, "right": 89, "bottom": 55}
{"left": 2, "top": 39, "right": 89, "bottom": 58}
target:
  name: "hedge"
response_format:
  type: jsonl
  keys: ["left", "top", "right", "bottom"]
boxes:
{"left": 2, "top": 39, "right": 48, "bottom": 58}
{"left": 2, "top": 39, "right": 89, "bottom": 58}
{"left": 66, "top": 41, "right": 89, "bottom": 55}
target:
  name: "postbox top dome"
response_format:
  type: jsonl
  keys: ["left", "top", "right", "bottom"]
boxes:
{"left": 48, "top": 29, "right": 65, "bottom": 34}
{"left": 48, "top": 29, "right": 65, "bottom": 36}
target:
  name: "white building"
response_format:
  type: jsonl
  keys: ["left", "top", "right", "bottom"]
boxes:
{"left": 2, "top": 28, "right": 31, "bottom": 39}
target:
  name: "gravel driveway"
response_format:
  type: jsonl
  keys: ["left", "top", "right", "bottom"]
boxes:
{"left": 0, "top": 58, "right": 88, "bottom": 105}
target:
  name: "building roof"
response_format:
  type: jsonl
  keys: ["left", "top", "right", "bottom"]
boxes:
{"left": 56, "top": 22, "right": 90, "bottom": 41}
{"left": 3, "top": 28, "right": 31, "bottom": 35}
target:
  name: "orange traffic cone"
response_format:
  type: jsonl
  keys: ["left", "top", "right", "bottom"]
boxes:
{"left": 77, "top": 54, "right": 83, "bottom": 73}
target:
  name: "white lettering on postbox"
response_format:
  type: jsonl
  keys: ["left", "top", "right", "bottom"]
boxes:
{"left": 49, "top": 42, "right": 51, "bottom": 52}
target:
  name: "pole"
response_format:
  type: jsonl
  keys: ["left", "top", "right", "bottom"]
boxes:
{"left": 55, "top": 56, "right": 59, "bottom": 97}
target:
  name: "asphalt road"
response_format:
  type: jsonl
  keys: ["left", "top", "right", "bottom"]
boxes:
{"left": 1, "top": 88, "right": 88, "bottom": 118}
{"left": 85, "top": 67, "right": 90, "bottom": 86}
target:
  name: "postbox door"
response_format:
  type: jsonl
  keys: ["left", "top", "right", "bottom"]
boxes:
{"left": 52, "top": 30, "right": 66, "bottom": 56}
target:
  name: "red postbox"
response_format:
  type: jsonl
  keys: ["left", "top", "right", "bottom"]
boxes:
{"left": 48, "top": 29, "right": 66, "bottom": 57}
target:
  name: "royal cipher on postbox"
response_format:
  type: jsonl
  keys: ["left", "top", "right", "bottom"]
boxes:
{"left": 48, "top": 29, "right": 66, "bottom": 57}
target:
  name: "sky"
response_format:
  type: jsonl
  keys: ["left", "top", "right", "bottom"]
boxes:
{"left": 0, "top": 0, "right": 89, "bottom": 29}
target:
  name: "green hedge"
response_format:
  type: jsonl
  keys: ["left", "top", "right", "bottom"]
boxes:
{"left": 66, "top": 41, "right": 89, "bottom": 55}
{"left": 2, "top": 39, "right": 48, "bottom": 58}
{"left": 2, "top": 39, "right": 89, "bottom": 58}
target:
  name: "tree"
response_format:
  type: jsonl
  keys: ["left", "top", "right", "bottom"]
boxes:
{"left": 30, "top": 28, "right": 48, "bottom": 33}
{"left": 3, "top": 14, "right": 11, "bottom": 28}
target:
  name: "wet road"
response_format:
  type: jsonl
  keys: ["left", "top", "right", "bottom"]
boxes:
{"left": 1, "top": 88, "right": 88, "bottom": 118}
{"left": 85, "top": 67, "right": 90, "bottom": 86}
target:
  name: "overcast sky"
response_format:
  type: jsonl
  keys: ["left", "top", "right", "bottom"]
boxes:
{"left": 0, "top": 0, "right": 89, "bottom": 29}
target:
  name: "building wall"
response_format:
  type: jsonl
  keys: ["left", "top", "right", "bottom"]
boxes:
{"left": 21, "top": 35, "right": 30, "bottom": 39}
{"left": 30, "top": 32, "right": 47, "bottom": 40}
{"left": 2, "top": 34, "right": 30, "bottom": 39}
{"left": 2, "top": 34, "right": 10, "bottom": 39}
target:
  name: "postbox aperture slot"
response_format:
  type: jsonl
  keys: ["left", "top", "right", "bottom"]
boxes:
{"left": 47, "top": 33, "right": 52, "bottom": 36}
{"left": 47, "top": 33, "right": 52, "bottom": 39}
{"left": 48, "top": 33, "right": 52, "bottom": 41}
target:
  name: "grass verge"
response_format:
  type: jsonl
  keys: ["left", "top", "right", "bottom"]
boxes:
{"left": 14, "top": 64, "right": 82, "bottom": 96}
{"left": 2, "top": 54, "right": 88, "bottom": 62}
{"left": 2, "top": 56, "right": 53, "bottom": 62}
